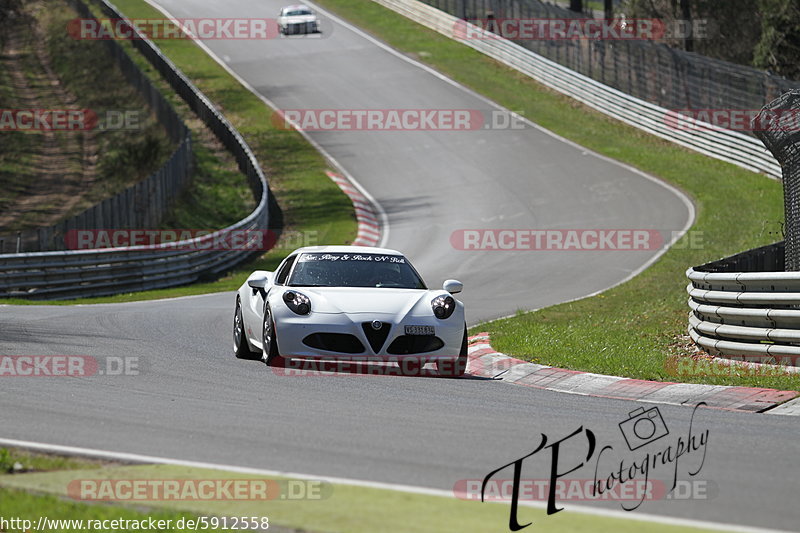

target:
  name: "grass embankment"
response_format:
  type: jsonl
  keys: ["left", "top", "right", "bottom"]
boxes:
{"left": 0, "top": 447, "right": 723, "bottom": 533}
{"left": 0, "top": 0, "right": 356, "bottom": 303}
{"left": 310, "top": 0, "right": 797, "bottom": 390}
{"left": 105, "top": 0, "right": 356, "bottom": 281}
{"left": 2, "top": 0, "right": 794, "bottom": 389}
{"left": 0, "top": 0, "right": 172, "bottom": 232}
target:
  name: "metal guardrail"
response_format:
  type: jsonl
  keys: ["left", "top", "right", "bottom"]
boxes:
{"left": 373, "top": 0, "right": 782, "bottom": 178}
{"left": 424, "top": 0, "right": 800, "bottom": 125}
{"left": 684, "top": 93, "right": 800, "bottom": 366}
{"left": 686, "top": 242, "right": 800, "bottom": 363}
{"left": 375, "top": 0, "right": 796, "bottom": 364}
{"left": 753, "top": 91, "right": 800, "bottom": 271}
{"left": 0, "top": 0, "right": 271, "bottom": 300}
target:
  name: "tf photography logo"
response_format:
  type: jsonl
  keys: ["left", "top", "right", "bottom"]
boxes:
{"left": 618, "top": 407, "right": 669, "bottom": 451}
{"left": 480, "top": 403, "right": 710, "bottom": 530}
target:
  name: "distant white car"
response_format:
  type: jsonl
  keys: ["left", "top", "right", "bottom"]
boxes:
{"left": 277, "top": 5, "right": 320, "bottom": 35}
{"left": 233, "top": 246, "right": 468, "bottom": 376}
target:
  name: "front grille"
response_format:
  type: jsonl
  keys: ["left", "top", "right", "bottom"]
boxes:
{"left": 303, "top": 333, "right": 365, "bottom": 354}
{"left": 287, "top": 22, "right": 313, "bottom": 34}
{"left": 386, "top": 335, "right": 444, "bottom": 355}
{"left": 361, "top": 322, "right": 391, "bottom": 353}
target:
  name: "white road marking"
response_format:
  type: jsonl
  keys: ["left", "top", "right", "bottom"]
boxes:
{"left": 141, "top": 0, "right": 389, "bottom": 250}
{"left": 0, "top": 437, "right": 791, "bottom": 533}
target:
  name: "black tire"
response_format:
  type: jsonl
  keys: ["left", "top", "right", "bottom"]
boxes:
{"left": 262, "top": 304, "right": 281, "bottom": 365}
{"left": 234, "top": 297, "right": 260, "bottom": 360}
{"left": 437, "top": 326, "right": 468, "bottom": 377}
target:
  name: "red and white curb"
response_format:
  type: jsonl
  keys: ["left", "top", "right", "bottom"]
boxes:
{"left": 327, "top": 171, "right": 382, "bottom": 246}
{"left": 466, "top": 333, "right": 800, "bottom": 414}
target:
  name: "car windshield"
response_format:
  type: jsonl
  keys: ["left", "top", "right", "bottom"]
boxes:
{"left": 285, "top": 9, "right": 312, "bottom": 16}
{"left": 288, "top": 252, "right": 426, "bottom": 289}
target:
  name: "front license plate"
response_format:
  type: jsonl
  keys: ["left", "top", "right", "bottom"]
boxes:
{"left": 405, "top": 325, "right": 434, "bottom": 335}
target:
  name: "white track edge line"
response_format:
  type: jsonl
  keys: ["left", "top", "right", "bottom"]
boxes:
{"left": 304, "top": 0, "right": 695, "bottom": 275}
{"left": 118, "top": 0, "right": 684, "bottom": 323}
{"left": 0, "top": 437, "right": 791, "bottom": 533}
{"left": 38, "top": 5, "right": 781, "bottom": 529}
{"left": 305, "top": 0, "right": 698, "bottom": 326}
{"left": 143, "top": 0, "right": 389, "bottom": 249}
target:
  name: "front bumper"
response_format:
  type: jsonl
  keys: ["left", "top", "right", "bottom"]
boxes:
{"left": 274, "top": 312, "right": 463, "bottom": 361}
{"left": 283, "top": 21, "right": 318, "bottom": 34}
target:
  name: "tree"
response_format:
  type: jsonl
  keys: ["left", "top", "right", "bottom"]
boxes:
{"left": 754, "top": 0, "right": 800, "bottom": 80}
{"left": 621, "top": 0, "right": 761, "bottom": 65}
{"left": 680, "top": 0, "right": 692, "bottom": 51}
{"left": 0, "top": 0, "right": 25, "bottom": 48}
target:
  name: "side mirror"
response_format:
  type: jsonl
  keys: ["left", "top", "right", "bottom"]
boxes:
{"left": 443, "top": 279, "right": 463, "bottom": 294}
{"left": 248, "top": 272, "right": 271, "bottom": 289}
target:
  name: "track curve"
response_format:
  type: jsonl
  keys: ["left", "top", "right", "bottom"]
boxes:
{"left": 3, "top": 1, "right": 799, "bottom": 530}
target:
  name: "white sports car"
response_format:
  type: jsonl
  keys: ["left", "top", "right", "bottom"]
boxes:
{"left": 277, "top": 5, "right": 320, "bottom": 35}
{"left": 233, "top": 246, "right": 468, "bottom": 376}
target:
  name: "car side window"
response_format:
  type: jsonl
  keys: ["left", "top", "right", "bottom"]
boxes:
{"left": 274, "top": 255, "right": 297, "bottom": 285}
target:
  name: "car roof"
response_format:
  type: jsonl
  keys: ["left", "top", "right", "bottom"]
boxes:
{"left": 283, "top": 5, "right": 312, "bottom": 11}
{"left": 290, "top": 245, "right": 405, "bottom": 256}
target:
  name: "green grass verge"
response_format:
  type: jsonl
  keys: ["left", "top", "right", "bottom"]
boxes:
{"left": 0, "top": 448, "right": 233, "bottom": 533}
{"left": 2, "top": 0, "right": 795, "bottom": 390}
{"left": 309, "top": 0, "right": 798, "bottom": 390}
{"left": 77, "top": 0, "right": 254, "bottom": 233}
{"left": 107, "top": 0, "right": 357, "bottom": 278}
{"left": 0, "top": 447, "right": 102, "bottom": 473}
{"left": 0, "top": 489, "right": 238, "bottom": 533}
{"left": 0, "top": 454, "right": 725, "bottom": 533}
{"left": 0, "top": 0, "right": 356, "bottom": 304}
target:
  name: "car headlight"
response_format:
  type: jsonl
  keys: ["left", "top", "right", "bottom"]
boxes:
{"left": 283, "top": 291, "right": 311, "bottom": 315}
{"left": 431, "top": 295, "right": 455, "bottom": 319}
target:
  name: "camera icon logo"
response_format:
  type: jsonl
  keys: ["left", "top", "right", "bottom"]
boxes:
{"left": 619, "top": 406, "right": 670, "bottom": 451}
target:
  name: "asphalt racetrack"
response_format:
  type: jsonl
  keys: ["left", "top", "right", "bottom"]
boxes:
{"left": 3, "top": 1, "right": 798, "bottom": 531}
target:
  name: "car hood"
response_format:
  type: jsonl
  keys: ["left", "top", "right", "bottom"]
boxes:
{"left": 294, "top": 287, "right": 433, "bottom": 316}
